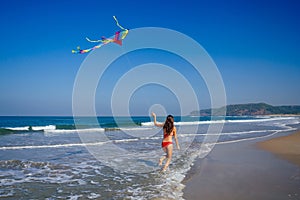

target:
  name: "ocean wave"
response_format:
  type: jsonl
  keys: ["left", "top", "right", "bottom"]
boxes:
{"left": 178, "top": 129, "right": 278, "bottom": 137}
{"left": 4, "top": 126, "right": 30, "bottom": 131}
{"left": 0, "top": 159, "right": 76, "bottom": 189}
{"left": 0, "top": 160, "right": 58, "bottom": 170}
{"left": 0, "top": 116, "right": 298, "bottom": 136}
{"left": 141, "top": 121, "right": 224, "bottom": 126}
{"left": 120, "top": 127, "right": 154, "bottom": 131}
{"left": 0, "top": 126, "right": 106, "bottom": 135}
{"left": 216, "top": 127, "right": 297, "bottom": 145}
{"left": 1, "top": 125, "right": 57, "bottom": 133}
{"left": 0, "top": 141, "right": 111, "bottom": 150}
{"left": 0, "top": 116, "right": 299, "bottom": 200}
{"left": 0, "top": 136, "right": 154, "bottom": 150}
{"left": 0, "top": 128, "right": 279, "bottom": 151}
{"left": 32, "top": 125, "right": 56, "bottom": 131}
{"left": 225, "top": 116, "right": 297, "bottom": 123}
{"left": 141, "top": 116, "right": 298, "bottom": 127}
{"left": 45, "top": 127, "right": 105, "bottom": 133}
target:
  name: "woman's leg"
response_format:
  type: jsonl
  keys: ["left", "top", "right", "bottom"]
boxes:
{"left": 162, "top": 144, "right": 173, "bottom": 171}
{"left": 159, "top": 147, "right": 167, "bottom": 166}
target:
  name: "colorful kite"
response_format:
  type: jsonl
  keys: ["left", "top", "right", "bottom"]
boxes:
{"left": 72, "top": 16, "right": 129, "bottom": 54}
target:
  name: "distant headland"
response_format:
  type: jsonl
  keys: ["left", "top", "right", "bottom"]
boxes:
{"left": 190, "top": 103, "right": 300, "bottom": 116}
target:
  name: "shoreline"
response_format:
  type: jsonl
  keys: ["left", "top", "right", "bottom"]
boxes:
{"left": 182, "top": 129, "right": 300, "bottom": 200}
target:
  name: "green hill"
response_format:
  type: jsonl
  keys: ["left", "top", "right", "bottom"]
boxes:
{"left": 190, "top": 103, "right": 300, "bottom": 116}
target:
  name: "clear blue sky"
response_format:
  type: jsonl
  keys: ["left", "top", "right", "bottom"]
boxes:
{"left": 0, "top": 0, "right": 299, "bottom": 116}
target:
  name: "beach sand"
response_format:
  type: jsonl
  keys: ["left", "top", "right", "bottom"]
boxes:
{"left": 257, "top": 130, "right": 300, "bottom": 167}
{"left": 183, "top": 130, "right": 300, "bottom": 200}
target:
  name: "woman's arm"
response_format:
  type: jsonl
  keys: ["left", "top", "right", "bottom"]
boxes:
{"left": 173, "top": 127, "right": 180, "bottom": 150}
{"left": 151, "top": 112, "right": 164, "bottom": 127}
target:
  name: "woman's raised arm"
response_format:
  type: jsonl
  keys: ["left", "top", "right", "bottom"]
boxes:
{"left": 151, "top": 112, "right": 164, "bottom": 127}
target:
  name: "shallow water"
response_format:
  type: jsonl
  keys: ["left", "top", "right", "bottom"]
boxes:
{"left": 0, "top": 116, "right": 299, "bottom": 199}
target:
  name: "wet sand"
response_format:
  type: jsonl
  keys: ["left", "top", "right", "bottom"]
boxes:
{"left": 183, "top": 130, "right": 300, "bottom": 200}
{"left": 257, "top": 130, "right": 300, "bottom": 167}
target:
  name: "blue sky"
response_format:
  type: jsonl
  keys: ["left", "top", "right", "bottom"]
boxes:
{"left": 0, "top": 0, "right": 299, "bottom": 116}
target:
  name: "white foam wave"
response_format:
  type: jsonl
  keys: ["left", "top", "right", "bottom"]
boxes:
{"left": 4, "top": 125, "right": 105, "bottom": 133}
{"left": 120, "top": 127, "right": 153, "bottom": 131}
{"left": 113, "top": 138, "right": 139, "bottom": 143}
{"left": 226, "top": 116, "right": 296, "bottom": 123}
{"left": 217, "top": 127, "right": 297, "bottom": 145}
{"left": 142, "top": 116, "right": 298, "bottom": 127}
{"left": 141, "top": 120, "right": 223, "bottom": 126}
{"left": 141, "top": 121, "right": 217, "bottom": 126}
{"left": 45, "top": 128, "right": 105, "bottom": 133}
{"left": 141, "top": 122, "right": 154, "bottom": 126}
{"left": 0, "top": 141, "right": 109, "bottom": 150}
{"left": 4, "top": 126, "right": 29, "bottom": 131}
{"left": 175, "top": 120, "right": 225, "bottom": 125}
{"left": 0, "top": 137, "right": 147, "bottom": 150}
{"left": 32, "top": 125, "right": 56, "bottom": 131}
{"left": 0, "top": 160, "right": 81, "bottom": 188}
{"left": 179, "top": 129, "right": 279, "bottom": 137}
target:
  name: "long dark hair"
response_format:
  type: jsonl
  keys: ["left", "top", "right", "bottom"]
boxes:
{"left": 163, "top": 115, "right": 174, "bottom": 135}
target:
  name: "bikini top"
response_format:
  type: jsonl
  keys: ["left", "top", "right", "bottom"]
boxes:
{"left": 163, "top": 133, "right": 169, "bottom": 139}
{"left": 163, "top": 128, "right": 174, "bottom": 139}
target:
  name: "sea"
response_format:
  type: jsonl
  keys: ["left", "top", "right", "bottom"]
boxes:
{"left": 0, "top": 115, "right": 299, "bottom": 199}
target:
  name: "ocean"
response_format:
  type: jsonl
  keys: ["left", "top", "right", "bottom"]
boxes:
{"left": 0, "top": 115, "right": 299, "bottom": 199}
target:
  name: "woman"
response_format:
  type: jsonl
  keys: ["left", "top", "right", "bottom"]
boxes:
{"left": 152, "top": 112, "right": 180, "bottom": 171}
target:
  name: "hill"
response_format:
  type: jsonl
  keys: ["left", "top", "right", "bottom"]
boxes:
{"left": 190, "top": 103, "right": 300, "bottom": 116}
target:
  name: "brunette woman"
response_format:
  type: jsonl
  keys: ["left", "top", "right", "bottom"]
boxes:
{"left": 152, "top": 112, "right": 180, "bottom": 171}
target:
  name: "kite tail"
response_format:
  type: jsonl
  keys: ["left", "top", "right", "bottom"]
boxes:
{"left": 86, "top": 37, "right": 102, "bottom": 43}
{"left": 72, "top": 46, "right": 81, "bottom": 54}
{"left": 113, "top": 16, "right": 126, "bottom": 30}
{"left": 72, "top": 44, "right": 105, "bottom": 54}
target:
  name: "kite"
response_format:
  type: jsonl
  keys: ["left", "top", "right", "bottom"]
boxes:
{"left": 72, "top": 16, "right": 129, "bottom": 54}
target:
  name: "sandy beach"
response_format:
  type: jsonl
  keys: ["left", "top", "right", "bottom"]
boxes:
{"left": 257, "top": 130, "right": 300, "bottom": 167}
{"left": 183, "top": 130, "right": 300, "bottom": 200}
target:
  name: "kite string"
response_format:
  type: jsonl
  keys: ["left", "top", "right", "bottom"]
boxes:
{"left": 113, "top": 16, "right": 131, "bottom": 65}
{"left": 86, "top": 16, "right": 125, "bottom": 43}
{"left": 113, "top": 16, "right": 126, "bottom": 30}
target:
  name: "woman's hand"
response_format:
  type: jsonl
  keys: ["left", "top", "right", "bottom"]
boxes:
{"left": 152, "top": 112, "right": 163, "bottom": 127}
{"left": 151, "top": 112, "right": 156, "bottom": 118}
